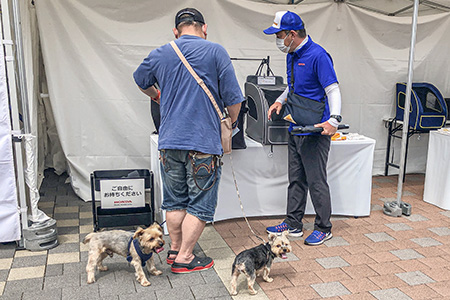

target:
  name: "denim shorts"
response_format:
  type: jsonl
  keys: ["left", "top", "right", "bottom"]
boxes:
{"left": 159, "top": 149, "right": 222, "bottom": 222}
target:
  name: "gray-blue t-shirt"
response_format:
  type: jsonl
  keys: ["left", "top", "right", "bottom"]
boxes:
{"left": 134, "top": 35, "right": 244, "bottom": 155}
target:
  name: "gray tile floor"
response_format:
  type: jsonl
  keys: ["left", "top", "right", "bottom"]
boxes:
{"left": 0, "top": 169, "right": 236, "bottom": 300}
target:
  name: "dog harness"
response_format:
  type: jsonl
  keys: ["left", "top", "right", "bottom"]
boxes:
{"left": 127, "top": 238, "right": 153, "bottom": 267}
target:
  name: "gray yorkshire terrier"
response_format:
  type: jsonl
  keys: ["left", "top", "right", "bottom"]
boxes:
{"left": 83, "top": 222, "right": 165, "bottom": 286}
{"left": 230, "top": 231, "right": 291, "bottom": 295}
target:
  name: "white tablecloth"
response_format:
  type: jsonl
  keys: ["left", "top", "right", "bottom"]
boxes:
{"left": 150, "top": 135, "right": 375, "bottom": 226}
{"left": 423, "top": 131, "right": 450, "bottom": 210}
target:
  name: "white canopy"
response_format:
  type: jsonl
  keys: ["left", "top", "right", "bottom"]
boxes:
{"left": 2, "top": 0, "right": 449, "bottom": 206}
{"left": 30, "top": 0, "right": 450, "bottom": 201}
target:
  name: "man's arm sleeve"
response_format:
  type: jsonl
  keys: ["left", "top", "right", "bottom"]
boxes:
{"left": 325, "top": 83, "right": 342, "bottom": 127}
{"left": 276, "top": 86, "right": 289, "bottom": 104}
{"left": 216, "top": 47, "right": 245, "bottom": 107}
{"left": 133, "top": 55, "right": 157, "bottom": 90}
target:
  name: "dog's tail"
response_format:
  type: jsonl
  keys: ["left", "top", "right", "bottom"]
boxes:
{"left": 83, "top": 232, "right": 95, "bottom": 244}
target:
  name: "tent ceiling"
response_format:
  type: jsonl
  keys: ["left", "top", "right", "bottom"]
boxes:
{"left": 249, "top": 0, "right": 450, "bottom": 16}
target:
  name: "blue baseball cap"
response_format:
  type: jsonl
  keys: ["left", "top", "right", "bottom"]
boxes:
{"left": 263, "top": 11, "right": 304, "bottom": 35}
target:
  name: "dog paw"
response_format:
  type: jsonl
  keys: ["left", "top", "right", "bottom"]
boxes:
{"left": 98, "top": 266, "right": 108, "bottom": 271}
{"left": 140, "top": 280, "right": 151, "bottom": 287}
{"left": 87, "top": 277, "right": 96, "bottom": 284}
{"left": 230, "top": 291, "right": 238, "bottom": 296}
{"left": 265, "top": 277, "right": 273, "bottom": 283}
{"left": 249, "top": 289, "right": 258, "bottom": 295}
{"left": 151, "top": 270, "right": 162, "bottom": 276}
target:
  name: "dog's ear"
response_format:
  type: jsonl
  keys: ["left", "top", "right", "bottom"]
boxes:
{"left": 268, "top": 233, "right": 277, "bottom": 242}
{"left": 281, "top": 231, "right": 289, "bottom": 238}
{"left": 153, "top": 222, "right": 163, "bottom": 232}
{"left": 133, "top": 227, "right": 145, "bottom": 239}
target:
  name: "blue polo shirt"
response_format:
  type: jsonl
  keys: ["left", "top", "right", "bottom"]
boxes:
{"left": 286, "top": 36, "right": 338, "bottom": 132}
{"left": 134, "top": 35, "right": 244, "bottom": 155}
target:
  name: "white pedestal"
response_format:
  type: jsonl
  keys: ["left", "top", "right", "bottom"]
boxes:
{"left": 423, "top": 131, "right": 450, "bottom": 210}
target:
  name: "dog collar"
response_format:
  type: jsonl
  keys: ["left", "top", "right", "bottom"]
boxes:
{"left": 264, "top": 242, "right": 277, "bottom": 259}
{"left": 127, "top": 237, "right": 153, "bottom": 267}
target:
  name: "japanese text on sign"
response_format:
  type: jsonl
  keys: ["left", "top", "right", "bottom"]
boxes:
{"left": 100, "top": 179, "right": 145, "bottom": 208}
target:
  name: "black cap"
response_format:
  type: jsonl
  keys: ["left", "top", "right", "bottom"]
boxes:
{"left": 175, "top": 8, "right": 205, "bottom": 27}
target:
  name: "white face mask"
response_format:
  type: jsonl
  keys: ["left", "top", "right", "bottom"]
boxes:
{"left": 276, "top": 33, "right": 293, "bottom": 53}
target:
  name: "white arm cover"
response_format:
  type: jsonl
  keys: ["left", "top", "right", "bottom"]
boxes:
{"left": 325, "top": 83, "right": 342, "bottom": 127}
{"left": 275, "top": 86, "right": 289, "bottom": 105}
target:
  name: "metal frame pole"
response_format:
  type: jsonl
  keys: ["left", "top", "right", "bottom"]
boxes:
{"left": 396, "top": 0, "right": 419, "bottom": 207}
{"left": 1, "top": 0, "right": 29, "bottom": 231}
{"left": 11, "top": 0, "right": 31, "bottom": 135}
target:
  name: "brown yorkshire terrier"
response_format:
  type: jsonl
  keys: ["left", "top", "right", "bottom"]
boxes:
{"left": 83, "top": 222, "right": 165, "bottom": 286}
{"left": 230, "top": 231, "right": 291, "bottom": 295}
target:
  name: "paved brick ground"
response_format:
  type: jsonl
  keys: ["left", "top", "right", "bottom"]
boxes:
{"left": 1, "top": 170, "right": 449, "bottom": 299}
{"left": 215, "top": 174, "right": 450, "bottom": 299}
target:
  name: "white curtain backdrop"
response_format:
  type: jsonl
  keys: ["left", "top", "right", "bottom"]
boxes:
{"left": 34, "top": 0, "right": 450, "bottom": 201}
{"left": 0, "top": 35, "right": 21, "bottom": 242}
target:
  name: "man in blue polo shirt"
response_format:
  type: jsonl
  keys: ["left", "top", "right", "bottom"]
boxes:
{"left": 264, "top": 11, "right": 342, "bottom": 246}
{"left": 134, "top": 8, "right": 243, "bottom": 272}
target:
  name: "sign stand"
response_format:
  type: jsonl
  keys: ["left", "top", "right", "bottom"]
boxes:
{"left": 90, "top": 169, "right": 154, "bottom": 232}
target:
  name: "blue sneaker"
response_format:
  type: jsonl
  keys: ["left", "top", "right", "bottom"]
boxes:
{"left": 304, "top": 230, "right": 332, "bottom": 246}
{"left": 266, "top": 222, "right": 303, "bottom": 237}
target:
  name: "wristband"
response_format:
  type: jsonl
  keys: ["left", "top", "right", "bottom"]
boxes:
{"left": 151, "top": 90, "right": 161, "bottom": 102}
{"left": 327, "top": 117, "right": 340, "bottom": 128}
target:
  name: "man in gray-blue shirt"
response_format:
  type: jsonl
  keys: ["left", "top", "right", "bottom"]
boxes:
{"left": 134, "top": 8, "right": 243, "bottom": 273}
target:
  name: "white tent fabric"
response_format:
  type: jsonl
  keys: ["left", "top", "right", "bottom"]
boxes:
{"left": 0, "top": 35, "right": 21, "bottom": 242}
{"left": 34, "top": 0, "right": 450, "bottom": 201}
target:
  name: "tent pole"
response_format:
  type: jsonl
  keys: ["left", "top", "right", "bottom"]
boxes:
{"left": 389, "top": 4, "right": 415, "bottom": 16}
{"left": 395, "top": 0, "right": 419, "bottom": 212}
{"left": 11, "top": 0, "right": 31, "bottom": 135}
{"left": 422, "top": 0, "right": 450, "bottom": 11}
{"left": 346, "top": 2, "right": 391, "bottom": 16}
{"left": 0, "top": 0, "right": 29, "bottom": 234}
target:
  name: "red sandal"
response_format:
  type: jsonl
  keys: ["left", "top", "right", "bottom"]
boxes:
{"left": 166, "top": 250, "right": 179, "bottom": 265}
{"left": 171, "top": 255, "right": 214, "bottom": 273}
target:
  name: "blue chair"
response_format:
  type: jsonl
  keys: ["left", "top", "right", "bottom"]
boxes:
{"left": 396, "top": 82, "right": 447, "bottom": 131}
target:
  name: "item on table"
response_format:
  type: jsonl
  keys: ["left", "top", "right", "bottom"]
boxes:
{"left": 331, "top": 132, "right": 346, "bottom": 141}
{"left": 345, "top": 133, "right": 366, "bottom": 140}
{"left": 438, "top": 128, "right": 450, "bottom": 135}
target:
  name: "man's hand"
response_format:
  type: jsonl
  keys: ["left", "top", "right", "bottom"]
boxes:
{"left": 151, "top": 90, "right": 161, "bottom": 104}
{"left": 268, "top": 102, "right": 283, "bottom": 120}
{"left": 315, "top": 121, "right": 337, "bottom": 136}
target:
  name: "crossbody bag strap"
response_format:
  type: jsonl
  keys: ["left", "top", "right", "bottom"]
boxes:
{"left": 290, "top": 56, "right": 295, "bottom": 93}
{"left": 169, "top": 41, "right": 224, "bottom": 120}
